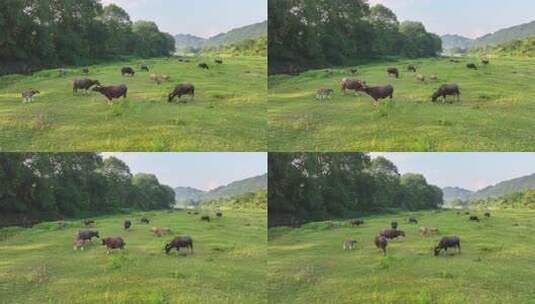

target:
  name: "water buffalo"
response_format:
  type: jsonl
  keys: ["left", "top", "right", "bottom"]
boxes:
{"left": 316, "top": 88, "right": 334, "bottom": 100}
{"left": 77, "top": 230, "right": 99, "bottom": 242}
{"left": 481, "top": 59, "right": 490, "bottom": 65}
{"left": 168, "top": 83, "right": 195, "bottom": 102}
{"left": 408, "top": 217, "right": 418, "bottom": 224}
{"left": 432, "top": 84, "right": 460, "bottom": 103}
{"left": 121, "top": 67, "right": 135, "bottom": 76}
{"left": 124, "top": 220, "right": 132, "bottom": 230}
{"left": 73, "top": 78, "right": 100, "bottom": 95}
{"left": 215, "top": 59, "right": 223, "bottom": 64}
{"left": 343, "top": 239, "right": 357, "bottom": 251}
{"left": 407, "top": 64, "right": 417, "bottom": 72}
{"left": 151, "top": 227, "right": 172, "bottom": 237}
{"left": 351, "top": 219, "right": 364, "bottom": 227}
{"left": 375, "top": 235, "right": 388, "bottom": 255}
{"left": 198, "top": 63, "right": 209, "bottom": 70}
{"left": 341, "top": 78, "right": 366, "bottom": 94}
{"left": 201, "top": 216, "right": 210, "bottom": 222}
{"left": 92, "top": 85, "right": 128, "bottom": 103}
{"left": 84, "top": 219, "right": 95, "bottom": 226}
{"left": 140, "top": 64, "right": 149, "bottom": 72}
{"left": 165, "top": 236, "right": 193, "bottom": 255}
{"left": 466, "top": 63, "right": 478, "bottom": 70}
{"left": 21, "top": 89, "right": 40, "bottom": 103}
{"left": 484, "top": 212, "right": 491, "bottom": 218}
{"left": 434, "top": 236, "right": 461, "bottom": 256}
{"left": 82, "top": 68, "right": 89, "bottom": 74}
{"left": 391, "top": 221, "right": 398, "bottom": 229}
{"left": 380, "top": 229, "right": 406, "bottom": 239}
{"left": 140, "top": 217, "right": 150, "bottom": 224}
{"left": 469, "top": 215, "right": 480, "bottom": 222}
{"left": 387, "top": 68, "right": 399, "bottom": 78}
{"left": 216, "top": 212, "right": 223, "bottom": 218}
{"left": 102, "top": 237, "right": 125, "bottom": 254}
{"left": 360, "top": 85, "right": 394, "bottom": 103}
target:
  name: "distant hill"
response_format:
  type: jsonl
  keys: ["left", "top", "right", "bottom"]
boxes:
{"left": 472, "top": 37, "right": 535, "bottom": 58}
{"left": 174, "top": 174, "right": 267, "bottom": 207}
{"left": 442, "top": 20, "right": 535, "bottom": 51}
{"left": 442, "top": 187, "right": 474, "bottom": 204}
{"left": 174, "top": 21, "right": 267, "bottom": 51}
{"left": 441, "top": 34, "right": 474, "bottom": 50}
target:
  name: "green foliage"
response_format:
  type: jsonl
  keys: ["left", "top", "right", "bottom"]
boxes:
{"left": 472, "top": 189, "right": 535, "bottom": 209}
{"left": 268, "top": 153, "right": 443, "bottom": 226}
{"left": 472, "top": 37, "right": 535, "bottom": 58}
{"left": 203, "top": 37, "right": 267, "bottom": 57}
{"left": 0, "top": 153, "right": 175, "bottom": 222}
{"left": 268, "top": 0, "right": 441, "bottom": 73}
{"left": 0, "top": 0, "right": 175, "bottom": 74}
{"left": 202, "top": 191, "right": 267, "bottom": 210}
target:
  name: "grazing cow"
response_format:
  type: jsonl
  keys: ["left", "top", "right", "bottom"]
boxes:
{"left": 419, "top": 226, "right": 429, "bottom": 236}
{"left": 124, "top": 220, "right": 132, "bottom": 230}
{"left": 216, "top": 212, "right": 223, "bottom": 218}
{"left": 341, "top": 78, "right": 366, "bottom": 94}
{"left": 469, "top": 215, "right": 480, "bottom": 222}
{"left": 215, "top": 59, "right": 223, "bottom": 64}
{"left": 82, "top": 68, "right": 89, "bottom": 74}
{"left": 387, "top": 68, "right": 399, "bottom": 78}
{"left": 92, "top": 85, "right": 128, "bottom": 104}
{"left": 380, "top": 229, "right": 406, "bottom": 240}
{"left": 350, "top": 219, "right": 364, "bottom": 227}
{"left": 482, "top": 59, "right": 490, "bottom": 65}
{"left": 316, "top": 88, "right": 334, "bottom": 100}
{"left": 466, "top": 63, "right": 478, "bottom": 70}
{"left": 360, "top": 85, "right": 394, "bottom": 103}
{"left": 150, "top": 73, "right": 161, "bottom": 85}
{"left": 198, "top": 63, "right": 209, "bottom": 70}
{"left": 484, "top": 212, "right": 491, "bottom": 218}
{"left": 73, "top": 78, "right": 100, "bottom": 95}
{"left": 432, "top": 84, "right": 460, "bottom": 103}
{"left": 160, "top": 75, "right": 170, "bottom": 82}
{"left": 408, "top": 217, "right": 418, "bottom": 224}
{"left": 375, "top": 235, "right": 388, "bottom": 255}
{"left": 350, "top": 68, "right": 358, "bottom": 75}
{"left": 84, "top": 219, "right": 95, "bottom": 226}
{"left": 121, "top": 67, "right": 135, "bottom": 76}
{"left": 168, "top": 83, "right": 195, "bottom": 102}
{"left": 77, "top": 230, "right": 99, "bottom": 242}
{"left": 407, "top": 64, "right": 417, "bottom": 72}
{"left": 391, "top": 221, "right": 398, "bottom": 230}
{"left": 21, "top": 89, "right": 40, "bottom": 103}
{"left": 140, "top": 64, "right": 149, "bottom": 72}
{"left": 140, "top": 217, "right": 150, "bottom": 224}
{"left": 151, "top": 227, "right": 172, "bottom": 237}
{"left": 102, "top": 237, "right": 125, "bottom": 254}
{"left": 73, "top": 238, "right": 89, "bottom": 251}
{"left": 434, "top": 236, "right": 461, "bottom": 256}
{"left": 165, "top": 236, "right": 193, "bottom": 255}
{"left": 416, "top": 74, "right": 425, "bottom": 83}
{"left": 419, "top": 226, "right": 439, "bottom": 236}
{"left": 450, "top": 59, "right": 460, "bottom": 63}
{"left": 201, "top": 216, "right": 210, "bottom": 222}
{"left": 343, "top": 239, "right": 357, "bottom": 251}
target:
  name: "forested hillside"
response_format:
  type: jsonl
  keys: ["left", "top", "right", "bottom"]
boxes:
{"left": 268, "top": 1, "right": 441, "bottom": 74}
{"left": 471, "top": 189, "right": 535, "bottom": 209}
{"left": 0, "top": 154, "right": 175, "bottom": 226}
{"left": 0, "top": 1, "right": 175, "bottom": 75}
{"left": 472, "top": 37, "right": 535, "bottom": 57}
{"left": 202, "top": 191, "right": 267, "bottom": 210}
{"left": 471, "top": 173, "right": 535, "bottom": 200}
{"left": 268, "top": 153, "right": 443, "bottom": 227}
{"left": 472, "top": 20, "right": 535, "bottom": 48}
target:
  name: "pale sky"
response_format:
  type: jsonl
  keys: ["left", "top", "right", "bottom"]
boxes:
{"left": 101, "top": 0, "right": 267, "bottom": 38}
{"left": 368, "top": 0, "right": 535, "bottom": 38}
{"left": 101, "top": 153, "right": 267, "bottom": 191}
{"left": 370, "top": 153, "right": 535, "bottom": 191}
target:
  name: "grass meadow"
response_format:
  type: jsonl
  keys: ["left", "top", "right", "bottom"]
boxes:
{"left": 0, "top": 209, "right": 267, "bottom": 304}
{"left": 268, "top": 57, "right": 535, "bottom": 151}
{"left": 0, "top": 56, "right": 266, "bottom": 151}
{"left": 268, "top": 209, "right": 535, "bottom": 304}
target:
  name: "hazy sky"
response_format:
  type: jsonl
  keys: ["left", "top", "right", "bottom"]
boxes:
{"left": 369, "top": 0, "right": 535, "bottom": 38}
{"left": 101, "top": 153, "right": 267, "bottom": 191}
{"left": 101, "top": 0, "right": 267, "bottom": 38}
{"left": 370, "top": 153, "right": 535, "bottom": 191}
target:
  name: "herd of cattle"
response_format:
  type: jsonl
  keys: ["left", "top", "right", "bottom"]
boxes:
{"left": 316, "top": 57, "right": 490, "bottom": 104}
{"left": 72, "top": 211, "right": 222, "bottom": 255}
{"left": 20, "top": 58, "right": 225, "bottom": 104}
{"left": 343, "top": 211, "right": 492, "bottom": 257}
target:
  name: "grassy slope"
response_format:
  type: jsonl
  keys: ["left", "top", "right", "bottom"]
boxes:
{"left": 0, "top": 56, "right": 266, "bottom": 151}
{"left": 0, "top": 209, "right": 266, "bottom": 304}
{"left": 268, "top": 209, "right": 535, "bottom": 304}
{"left": 268, "top": 57, "right": 535, "bottom": 151}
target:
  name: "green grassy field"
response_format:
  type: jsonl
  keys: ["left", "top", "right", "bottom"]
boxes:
{"left": 0, "top": 209, "right": 266, "bottom": 304}
{"left": 268, "top": 209, "right": 535, "bottom": 304}
{"left": 0, "top": 56, "right": 266, "bottom": 151}
{"left": 268, "top": 57, "right": 535, "bottom": 151}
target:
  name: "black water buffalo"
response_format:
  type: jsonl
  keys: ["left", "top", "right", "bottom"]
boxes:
{"left": 92, "top": 85, "right": 128, "bottom": 103}
{"left": 77, "top": 230, "right": 99, "bottom": 242}
{"left": 121, "top": 67, "right": 135, "bottom": 76}
{"left": 341, "top": 78, "right": 366, "bottom": 94}
{"left": 73, "top": 78, "right": 100, "bottom": 94}
{"left": 168, "top": 83, "right": 195, "bottom": 102}
{"left": 482, "top": 59, "right": 490, "bottom": 65}
{"left": 201, "top": 216, "right": 210, "bottom": 222}
{"left": 140, "top": 217, "right": 150, "bottom": 224}
{"left": 84, "top": 219, "right": 95, "bottom": 226}
{"left": 124, "top": 220, "right": 132, "bottom": 230}
{"left": 408, "top": 217, "right": 418, "bottom": 224}
{"left": 360, "top": 85, "right": 394, "bottom": 103}
{"left": 380, "top": 229, "right": 406, "bottom": 239}
{"left": 165, "top": 236, "right": 193, "bottom": 255}
{"left": 391, "top": 221, "right": 398, "bottom": 229}
{"left": 432, "top": 84, "right": 460, "bottom": 102}
{"left": 216, "top": 212, "right": 223, "bottom": 218}
{"left": 434, "top": 236, "right": 461, "bottom": 256}
{"left": 350, "top": 219, "right": 364, "bottom": 227}
{"left": 387, "top": 67, "right": 399, "bottom": 78}
{"left": 102, "top": 237, "right": 125, "bottom": 253}
{"left": 215, "top": 59, "right": 223, "bottom": 64}
{"left": 469, "top": 215, "right": 480, "bottom": 222}
{"left": 375, "top": 235, "right": 388, "bottom": 255}
{"left": 484, "top": 212, "right": 491, "bottom": 218}
{"left": 140, "top": 64, "right": 149, "bottom": 72}
{"left": 407, "top": 64, "right": 417, "bottom": 72}
{"left": 198, "top": 63, "right": 209, "bottom": 70}
{"left": 466, "top": 63, "right": 478, "bottom": 70}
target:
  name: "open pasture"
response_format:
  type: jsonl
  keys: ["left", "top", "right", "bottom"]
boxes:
{"left": 268, "top": 209, "right": 535, "bottom": 304}
{"left": 0, "top": 56, "right": 266, "bottom": 151}
{"left": 0, "top": 209, "right": 267, "bottom": 304}
{"left": 268, "top": 57, "right": 535, "bottom": 151}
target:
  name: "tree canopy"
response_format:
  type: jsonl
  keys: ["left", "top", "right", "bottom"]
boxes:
{"left": 0, "top": 153, "right": 175, "bottom": 221}
{"left": 268, "top": 153, "right": 443, "bottom": 227}
{"left": 268, "top": 0, "right": 442, "bottom": 74}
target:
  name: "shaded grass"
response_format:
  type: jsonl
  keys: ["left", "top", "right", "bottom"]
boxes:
{"left": 0, "top": 209, "right": 267, "bottom": 304}
{"left": 268, "top": 209, "right": 535, "bottom": 303}
{"left": 0, "top": 56, "right": 267, "bottom": 151}
{"left": 268, "top": 57, "right": 535, "bottom": 151}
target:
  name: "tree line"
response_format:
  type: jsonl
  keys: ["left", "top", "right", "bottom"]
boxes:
{"left": 268, "top": 0, "right": 442, "bottom": 74}
{"left": 268, "top": 153, "right": 443, "bottom": 227}
{"left": 469, "top": 189, "right": 535, "bottom": 209}
{"left": 0, "top": 0, "right": 175, "bottom": 74}
{"left": 0, "top": 153, "right": 175, "bottom": 223}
